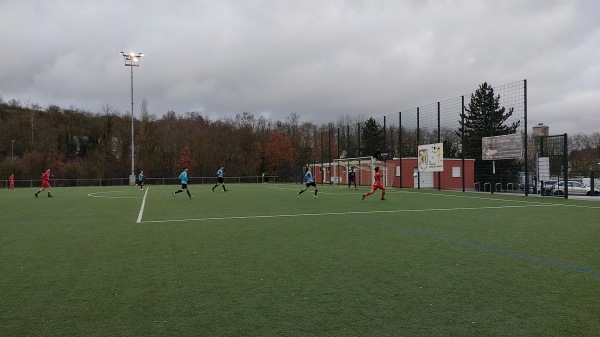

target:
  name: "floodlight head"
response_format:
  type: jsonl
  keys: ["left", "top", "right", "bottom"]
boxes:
{"left": 119, "top": 51, "right": 125, "bottom": 56}
{"left": 139, "top": 53, "right": 144, "bottom": 57}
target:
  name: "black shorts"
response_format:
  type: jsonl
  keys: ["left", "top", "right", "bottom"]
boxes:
{"left": 181, "top": 183, "right": 188, "bottom": 189}
{"left": 138, "top": 179, "right": 144, "bottom": 185}
{"left": 218, "top": 177, "right": 224, "bottom": 183}
{"left": 305, "top": 182, "right": 317, "bottom": 188}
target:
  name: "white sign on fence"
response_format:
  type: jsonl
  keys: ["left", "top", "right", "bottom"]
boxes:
{"left": 482, "top": 133, "right": 524, "bottom": 160}
{"left": 417, "top": 143, "right": 444, "bottom": 172}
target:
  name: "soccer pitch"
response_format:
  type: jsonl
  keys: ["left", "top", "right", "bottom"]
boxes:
{"left": 1, "top": 184, "right": 600, "bottom": 336}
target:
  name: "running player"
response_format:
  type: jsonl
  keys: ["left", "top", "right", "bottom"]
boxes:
{"left": 297, "top": 166, "right": 318, "bottom": 198}
{"left": 173, "top": 168, "right": 193, "bottom": 199}
{"left": 362, "top": 166, "right": 385, "bottom": 201}
{"left": 211, "top": 166, "right": 227, "bottom": 192}
{"left": 8, "top": 174, "right": 15, "bottom": 191}
{"left": 35, "top": 169, "right": 53, "bottom": 198}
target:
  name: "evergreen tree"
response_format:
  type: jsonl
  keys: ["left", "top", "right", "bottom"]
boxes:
{"left": 361, "top": 117, "right": 385, "bottom": 157}
{"left": 457, "top": 82, "right": 521, "bottom": 183}
{"left": 457, "top": 82, "right": 520, "bottom": 160}
{"left": 442, "top": 139, "right": 458, "bottom": 158}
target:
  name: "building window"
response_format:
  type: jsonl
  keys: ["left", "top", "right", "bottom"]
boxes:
{"left": 452, "top": 167, "right": 461, "bottom": 178}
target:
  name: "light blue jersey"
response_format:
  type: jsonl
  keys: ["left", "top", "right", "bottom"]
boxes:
{"left": 304, "top": 170, "right": 314, "bottom": 183}
{"left": 138, "top": 172, "right": 144, "bottom": 181}
{"left": 217, "top": 168, "right": 224, "bottom": 178}
{"left": 178, "top": 171, "right": 188, "bottom": 184}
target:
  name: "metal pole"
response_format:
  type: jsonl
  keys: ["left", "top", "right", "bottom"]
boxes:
{"left": 383, "top": 116, "right": 387, "bottom": 149}
{"left": 417, "top": 107, "right": 420, "bottom": 189}
{"left": 357, "top": 123, "right": 361, "bottom": 157}
{"left": 563, "top": 133, "right": 568, "bottom": 199}
{"left": 11, "top": 139, "right": 15, "bottom": 160}
{"left": 337, "top": 127, "right": 340, "bottom": 159}
{"left": 437, "top": 102, "right": 441, "bottom": 191}
{"left": 461, "top": 96, "right": 465, "bottom": 192}
{"left": 346, "top": 125, "right": 350, "bottom": 159}
{"left": 524, "top": 79, "right": 528, "bottom": 196}
{"left": 320, "top": 131, "right": 324, "bottom": 184}
{"left": 130, "top": 65, "right": 135, "bottom": 184}
{"left": 399, "top": 112, "right": 402, "bottom": 188}
{"left": 120, "top": 52, "right": 143, "bottom": 185}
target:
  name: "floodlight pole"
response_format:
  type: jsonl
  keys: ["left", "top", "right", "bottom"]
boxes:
{"left": 11, "top": 139, "right": 15, "bottom": 160}
{"left": 120, "top": 52, "right": 144, "bottom": 185}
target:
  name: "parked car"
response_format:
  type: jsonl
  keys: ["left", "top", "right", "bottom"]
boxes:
{"left": 539, "top": 180, "right": 557, "bottom": 195}
{"left": 552, "top": 181, "right": 600, "bottom": 196}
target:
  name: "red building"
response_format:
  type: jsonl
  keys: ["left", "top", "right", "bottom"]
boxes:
{"left": 311, "top": 158, "right": 475, "bottom": 190}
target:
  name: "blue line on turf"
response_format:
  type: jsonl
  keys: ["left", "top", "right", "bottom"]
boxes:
{"left": 345, "top": 214, "right": 600, "bottom": 276}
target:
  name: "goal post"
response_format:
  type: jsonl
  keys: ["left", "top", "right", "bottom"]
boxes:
{"left": 332, "top": 156, "right": 376, "bottom": 187}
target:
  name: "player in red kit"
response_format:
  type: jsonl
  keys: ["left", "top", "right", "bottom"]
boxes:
{"left": 362, "top": 166, "right": 386, "bottom": 201}
{"left": 35, "top": 169, "right": 54, "bottom": 198}
{"left": 8, "top": 174, "right": 15, "bottom": 191}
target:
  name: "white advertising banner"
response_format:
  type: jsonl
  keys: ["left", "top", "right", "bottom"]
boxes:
{"left": 481, "top": 133, "right": 524, "bottom": 160}
{"left": 417, "top": 143, "right": 444, "bottom": 172}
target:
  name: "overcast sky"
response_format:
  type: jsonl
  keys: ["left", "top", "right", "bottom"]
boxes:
{"left": 1, "top": 0, "right": 598, "bottom": 134}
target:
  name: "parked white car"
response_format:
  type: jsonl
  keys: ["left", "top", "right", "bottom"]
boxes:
{"left": 552, "top": 181, "right": 600, "bottom": 196}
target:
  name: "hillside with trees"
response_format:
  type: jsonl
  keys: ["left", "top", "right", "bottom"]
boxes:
{"left": 0, "top": 97, "right": 354, "bottom": 182}
{"left": 1, "top": 87, "right": 599, "bottom": 184}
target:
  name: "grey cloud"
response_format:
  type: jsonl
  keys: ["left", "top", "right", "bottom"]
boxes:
{"left": 1, "top": 0, "right": 598, "bottom": 133}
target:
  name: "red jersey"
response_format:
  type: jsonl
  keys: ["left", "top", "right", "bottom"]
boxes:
{"left": 374, "top": 171, "right": 382, "bottom": 185}
{"left": 9, "top": 175, "right": 14, "bottom": 184}
{"left": 41, "top": 171, "right": 51, "bottom": 188}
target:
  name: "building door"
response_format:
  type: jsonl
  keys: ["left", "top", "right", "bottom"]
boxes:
{"left": 413, "top": 168, "right": 434, "bottom": 188}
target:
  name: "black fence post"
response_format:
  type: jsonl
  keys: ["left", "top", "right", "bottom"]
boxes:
{"left": 437, "top": 102, "right": 441, "bottom": 191}
{"left": 461, "top": 96, "right": 465, "bottom": 192}
{"left": 399, "top": 112, "right": 403, "bottom": 188}
{"left": 524, "top": 79, "right": 528, "bottom": 196}
{"left": 417, "top": 107, "right": 420, "bottom": 189}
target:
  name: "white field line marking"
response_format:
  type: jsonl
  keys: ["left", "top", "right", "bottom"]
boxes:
{"left": 270, "top": 185, "right": 530, "bottom": 200}
{"left": 140, "top": 203, "right": 556, "bottom": 224}
{"left": 268, "top": 185, "right": 407, "bottom": 195}
{"left": 268, "top": 185, "right": 600, "bottom": 208}
{"left": 87, "top": 191, "right": 136, "bottom": 199}
{"left": 403, "top": 189, "right": 600, "bottom": 208}
{"left": 136, "top": 187, "right": 149, "bottom": 223}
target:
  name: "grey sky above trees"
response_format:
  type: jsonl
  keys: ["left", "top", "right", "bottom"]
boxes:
{"left": 1, "top": 0, "right": 598, "bottom": 134}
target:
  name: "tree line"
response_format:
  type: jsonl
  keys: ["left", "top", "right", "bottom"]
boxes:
{"left": 0, "top": 97, "right": 359, "bottom": 182}
{"left": 2, "top": 83, "right": 599, "bottom": 184}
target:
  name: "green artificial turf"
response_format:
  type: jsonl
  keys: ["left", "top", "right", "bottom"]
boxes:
{"left": 1, "top": 184, "right": 599, "bottom": 336}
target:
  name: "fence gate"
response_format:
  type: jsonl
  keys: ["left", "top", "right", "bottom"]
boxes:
{"left": 539, "top": 134, "right": 568, "bottom": 199}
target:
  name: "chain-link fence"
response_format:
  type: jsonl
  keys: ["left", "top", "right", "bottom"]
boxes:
{"left": 320, "top": 80, "right": 529, "bottom": 193}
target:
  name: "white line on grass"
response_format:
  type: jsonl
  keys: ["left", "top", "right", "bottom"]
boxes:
{"left": 87, "top": 191, "right": 136, "bottom": 199}
{"left": 269, "top": 185, "right": 600, "bottom": 208}
{"left": 403, "top": 189, "right": 600, "bottom": 208}
{"left": 140, "top": 203, "right": 556, "bottom": 224}
{"left": 136, "top": 187, "right": 149, "bottom": 223}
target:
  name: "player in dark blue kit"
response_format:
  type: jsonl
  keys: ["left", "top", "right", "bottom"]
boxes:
{"left": 297, "top": 166, "right": 318, "bottom": 198}
{"left": 173, "top": 168, "right": 193, "bottom": 199}
{"left": 212, "top": 166, "right": 227, "bottom": 192}
{"left": 348, "top": 166, "right": 357, "bottom": 189}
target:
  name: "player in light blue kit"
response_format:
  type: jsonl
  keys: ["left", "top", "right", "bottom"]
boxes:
{"left": 211, "top": 166, "right": 227, "bottom": 192}
{"left": 173, "top": 167, "right": 193, "bottom": 199}
{"left": 297, "top": 166, "right": 318, "bottom": 198}
{"left": 137, "top": 170, "right": 145, "bottom": 190}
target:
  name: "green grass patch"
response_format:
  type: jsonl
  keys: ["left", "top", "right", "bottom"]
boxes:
{"left": 1, "top": 184, "right": 600, "bottom": 336}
